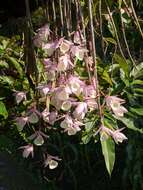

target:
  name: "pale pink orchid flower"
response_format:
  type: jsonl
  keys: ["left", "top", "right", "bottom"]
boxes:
{"left": 83, "top": 85, "right": 96, "bottom": 98}
{"left": 44, "top": 154, "right": 61, "bottom": 169}
{"left": 60, "top": 116, "right": 82, "bottom": 135}
{"left": 111, "top": 128, "right": 128, "bottom": 143}
{"left": 33, "top": 24, "right": 50, "bottom": 47}
{"left": 19, "top": 144, "right": 34, "bottom": 158}
{"left": 42, "top": 42, "right": 56, "bottom": 56}
{"left": 15, "top": 116, "right": 29, "bottom": 131}
{"left": 15, "top": 91, "right": 26, "bottom": 104}
{"left": 57, "top": 54, "right": 74, "bottom": 72}
{"left": 106, "top": 96, "right": 128, "bottom": 117}
{"left": 67, "top": 76, "right": 85, "bottom": 96}
{"left": 71, "top": 45, "right": 87, "bottom": 61}
{"left": 28, "top": 131, "right": 48, "bottom": 146}
{"left": 73, "top": 102, "right": 88, "bottom": 120}
{"left": 73, "top": 31, "right": 84, "bottom": 45}
{"left": 99, "top": 125, "right": 127, "bottom": 143}
{"left": 61, "top": 100, "right": 72, "bottom": 111}
{"left": 37, "top": 84, "right": 50, "bottom": 96}
{"left": 60, "top": 39, "right": 73, "bottom": 54}
{"left": 42, "top": 109, "right": 57, "bottom": 125}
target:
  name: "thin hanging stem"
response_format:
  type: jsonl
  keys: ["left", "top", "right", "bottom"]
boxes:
{"left": 105, "top": 1, "right": 127, "bottom": 61}
{"left": 130, "top": 0, "right": 143, "bottom": 39}
{"left": 88, "top": 0, "right": 103, "bottom": 123}
{"left": 52, "top": 0, "right": 57, "bottom": 36}
{"left": 99, "top": 0, "right": 105, "bottom": 57}
{"left": 59, "top": 0, "right": 64, "bottom": 36}
{"left": 120, "top": 11, "right": 136, "bottom": 67}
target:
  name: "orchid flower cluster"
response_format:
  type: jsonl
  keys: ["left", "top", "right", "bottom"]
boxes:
{"left": 15, "top": 24, "right": 128, "bottom": 169}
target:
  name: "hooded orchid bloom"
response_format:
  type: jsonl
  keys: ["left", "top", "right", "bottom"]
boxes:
{"left": 83, "top": 85, "right": 96, "bottom": 98}
{"left": 71, "top": 45, "right": 87, "bottom": 61}
{"left": 61, "top": 100, "right": 72, "bottom": 111}
{"left": 73, "top": 102, "right": 88, "bottom": 120}
{"left": 44, "top": 154, "right": 61, "bottom": 169}
{"left": 33, "top": 24, "right": 50, "bottom": 47}
{"left": 73, "top": 31, "right": 83, "bottom": 45}
{"left": 67, "top": 76, "right": 85, "bottom": 96}
{"left": 19, "top": 144, "right": 34, "bottom": 158}
{"left": 15, "top": 91, "right": 26, "bottom": 104}
{"left": 111, "top": 128, "right": 128, "bottom": 143}
{"left": 37, "top": 84, "right": 50, "bottom": 96}
{"left": 15, "top": 116, "right": 29, "bottom": 131}
{"left": 106, "top": 96, "right": 128, "bottom": 117}
{"left": 42, "top": 42, "right": 57, "bottom": 56}
{"left": 60, "top": 39, "right": 72, "bottom": 54}
{"left": 57, "top": 54, "right": 74, "bottom": 72}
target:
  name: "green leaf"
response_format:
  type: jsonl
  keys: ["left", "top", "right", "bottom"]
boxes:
{"left": 104, "top": 37, "right": 117, "bottom": 45}
{"left": 6, "top": 56, "right": 23, "bottom": 78}
{"left": 130, "top": 107, "right": 143, "bottom": 116}
{"left": 0, "top": 101, "right": 8, "bottom": 119}
{"left": 116, "top": 117, "right": 143, "bottom": 133}
{"left": 0, "top": 76, "right": 14, "bottom": 86}
{"left": 131, "top": 80, "right": 143, "bottom": 85}
{"left": 130, "top": 62, "right": 143, "bottom": 78}
{"left": 102, "top": 70, "right": 113, "bottom": 85}
{"left": 101, "top": 137, "right": 115, "bottom": 176}
{"left": 114, "top": 54, "right": 129, "bottom": 77}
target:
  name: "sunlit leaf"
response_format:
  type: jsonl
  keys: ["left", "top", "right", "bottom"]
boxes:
{"left": 130, "top": 107, "right": 143, "bottom": 116}
{"left": 101, "top": 137, "right": 115, "bottom": 176}
{"left": 116, "top": 117, "right": 143, "bottom": 133}
{"left": 114, "top": 54, "right": 129, "bottom": 77}
{"left": 0, "top": 101, "right": 8, "bottom": 119}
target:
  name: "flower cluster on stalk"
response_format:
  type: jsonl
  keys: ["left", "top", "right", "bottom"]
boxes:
{"left": 15, "top": 24, "right": 128, "bottom": 168}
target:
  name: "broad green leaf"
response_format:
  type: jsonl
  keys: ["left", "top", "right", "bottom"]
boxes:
{"left": 0, "top": 61, "right": 9, "bottom": 68}
{"left": 0, "top": 101, "right": 8, "bottom": 119}
{"left": 130, "top": 107, "right": 143, "bottom": 116}
{"left": 133, "top": 88, "right": 143, "bottom": 94}
{"left": 101, "top": 137, "right": 115, "bottom": 176}
{"left": 6, "top": 56, "right": 23, "bottom": 78}
{"left": 130, "top": 62, "right": 143, "bottom": 78}
{"left": 131, "top": 80, "right": 143, "bottom": 85}
{"left": 102, "top": 70, "right": 113, "bottom": 85}
{"left": 0, "top": 76, "right": 14, "bottom": 86}
{"left": 82, "top": 133, "right": 92, "bottom": 144}
{"left": 116, "top": 117, "right": 143, "bottom": 133}
{"left": 114, "top": 54, "right": 129, "bottom": 77}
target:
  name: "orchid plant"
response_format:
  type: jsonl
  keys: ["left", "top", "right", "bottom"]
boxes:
{"left": 12, "top": 0, "right": 143, "bottom": 177}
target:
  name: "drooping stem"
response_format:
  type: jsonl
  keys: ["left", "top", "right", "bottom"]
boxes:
{"left": 88, "top": 0, "right": 103, "bottom": 123}
{"left": 130, "top": 0, "right": 143, "bottom": 39}
{"left": 59, "top": 0, "right": 64, "bottom": 36}
{"left": 99, "top": 0, "right": 105, "bottom": 57}
{"left": 120, "top": 10, "right": 136, "bottom": 67}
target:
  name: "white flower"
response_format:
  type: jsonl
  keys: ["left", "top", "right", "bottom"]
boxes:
{"left": 19, "top": 144, "right": 34, "bottom": 158}
{"left": 15, "top": 116, "right": 29, "bottom": 131}
{"left": 44, "top": 155, "right": 61, "bottom": 169}
{"left": 73, "top": 102, "right": 88, "bottom": 120}
{"left": 111, "top": 129, "right": 127, "bottom": 143}
{"left": 106, "top": 96, "right": 128, "bottom": 117}
{"left": 60, "top": 40, "right": 72, "bottom": 54}
{"left": 67, "top": 77, "right": 84, "bottom": 96}
{"left": 15, "top": 91, "right": 26, "bottom": 104}
{"left": 57, "top": 54, "right": 73, "bottom": 72}
{"left": 61, "top": 101, "right": 72, "bottom": 111}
